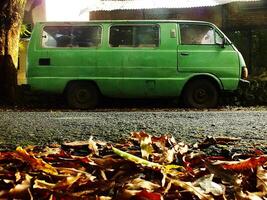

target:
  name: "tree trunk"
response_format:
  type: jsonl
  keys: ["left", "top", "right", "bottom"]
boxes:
{"left": 0, "top": 0, "right": 26, "bottom": 104}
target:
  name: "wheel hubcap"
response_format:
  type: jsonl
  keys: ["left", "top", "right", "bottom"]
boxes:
{"left": 194, "top": 88, "right": 208, "bottom": 103}
{"left": 76, "top": 89, "right": 90, "bottom": 103}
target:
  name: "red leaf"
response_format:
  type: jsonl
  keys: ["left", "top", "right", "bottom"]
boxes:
{"left": 220, "top": 155, "right": 267, "bottom": 171}
{"left": 0, "top": 152, "right": 18, "bottom": 160}
{"left": 131, "top": 131, "right": 150, "bottom": 140}
{"left": 135, "top": 190, "right": 162, "bottom": 200}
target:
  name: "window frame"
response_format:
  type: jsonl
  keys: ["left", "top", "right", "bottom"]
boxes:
{"left": 40, "top": 24, "right": 103, "bottom": 49}
{"left": 179, "top": 23, "right": 217, "bottom": 46}
{"left": 108, "top": 24, "right": 160, "bottom": 48}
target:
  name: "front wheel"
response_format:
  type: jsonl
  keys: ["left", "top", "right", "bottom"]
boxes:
{"left": 183, "top": 79, "right": 219, "bottom": 108}
{"left": 66, "top": 82, "right": 99, "bottom": 109}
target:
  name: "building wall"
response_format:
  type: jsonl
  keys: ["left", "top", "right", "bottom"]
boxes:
{"left": 23, "top": 0, "right": 46, "bottom": 24}
{"left": 223, "top": 2, "right": 267, "bottom": 75}
{"left": 224, "top": 2, "right": 267, "bottom": 29}
{"left": 90, "top": 7, "right": 223, "bottom": 27}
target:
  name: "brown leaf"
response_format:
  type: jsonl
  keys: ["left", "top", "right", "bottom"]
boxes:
{"left": 9, "top": 174, "right": 32, "bottom": 198}
{"left": 169, "top": 178, "right": 215, "bottom": 200}
{"left": 131, "top": 131, "right": 150, "bottom": 141}
{"left": 15, "top": 147, "right": 58, "bottom": 175}
{"left": 193, "top": 174, "right": 225, "bottom": 196}
{"left": 256, "top": 166, "right": 267, "bottom": 194}
{"left": 88, "top": 136, "right": 99, "bottom": 156}
{"left": 125, "top": 178, "right": 161, "bottom": 191}
{"left": 205, "top": 160, "right": 237, "bottom": 184}
{"left": 140, "top": 135, "right": 154, "bottom": 160}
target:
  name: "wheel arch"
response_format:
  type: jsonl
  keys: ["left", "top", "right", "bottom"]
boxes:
{"left": 63, "top": 80, "right": 102, "bottom": 96}
{"left": 181, "top": 74, "right": 223, "bottom": 96}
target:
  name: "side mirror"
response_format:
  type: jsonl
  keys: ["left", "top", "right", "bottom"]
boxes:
{"left": 216, "top": 35, "right": 226, "bottom": 48}
{"left": 220, "top": 37, "right": 226, "bottom": 48}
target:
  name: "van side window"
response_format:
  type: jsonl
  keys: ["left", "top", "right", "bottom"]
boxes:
{"left": 42, "top": 26, "right": 101, "bottom": 48}
{"left": 180, "top": 24, "right": 215, "bottom": 45}
{"left": 109, "top": 25, "right": 159, "bottom": 47}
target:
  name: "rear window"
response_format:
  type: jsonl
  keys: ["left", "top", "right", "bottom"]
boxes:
{"left": 180, "top": 24, "right": 215, "bottom": 45}
{"left": 109, "top": 25, "right": 159, "bottom": 48}
{"left": 42, "top": 26, "right": 102, "bottom": 48}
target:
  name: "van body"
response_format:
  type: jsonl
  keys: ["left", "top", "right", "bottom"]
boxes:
{"left": 27, "top": 20, "right": 248, "bottom": 109}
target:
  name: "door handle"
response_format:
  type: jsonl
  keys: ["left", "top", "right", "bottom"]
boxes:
{"left": 181, "top": 52, "right": 189, "bottom": 56}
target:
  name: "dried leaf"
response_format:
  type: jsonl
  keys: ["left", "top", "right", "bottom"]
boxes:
{"left": 33, "top": 179, "right": 55, "bottom": 190}
{"left": 16, "top": 147, "right": 58, "bottom": 175}
{"left": 164, "top": 148, "right": 175, "bottom": 164}
{"left": 98, "top": 196, "right": 112, "bottom": 200}
{"left": 140, "top": 135, "right": 154, "bottom": 160}
{"left": 125, "top": 178, "right": 161, "bottom": 191}
{"left": 152, "top": 135, "right": 168, "bottom": 150}
{"left": 257, "top": 166, "right": 267, "bottom": 194}
{"left": 215, "top": 155, "right": 267, "bottom": 171}
{"left": 175, "top": 142, "right": 189, "bottom": 155}
{"left": 36, "top": 146, "right": 62, "bottom": 157}
{"left": 9, "top": 174, "right": 32, "bottom": 198}
{"left": 88, "top": 136, "right": 99, "bottom": 156}
{"left": 236, "top": 191, "right": 263, "bottom": 200}
{"left": 169, "top": 178, "right": 214, "bottom": 200}
{"left": 193, "top": 174, "right": 225, "bottom": 196}
{"left": 205, "top": 160, "right": 238, "bottom": 184}
{"left": 162, "top": 164, "right": 185, "bottom": 177}
{"left": 135, "top": 189, "right": 162, "bottom": 200}
{"left": 0, "top": 132, "right": 266, "bottom": 199}
{"left": 131, "top": 131, "right": 150, "bottom": 140}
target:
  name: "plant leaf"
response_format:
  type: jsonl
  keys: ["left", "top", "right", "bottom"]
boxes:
{"left": 125, "top": 178, "right": 161, "bottom": 191}
{"left": 140, "top": 135, "right": 154, "bottom": 160}
{"left": 15, "top": 147, "right": 58, "bottom": 175}
{"left": 215, "top": 155, "right": 267, "bottom": 171}
{"left": 169, "top": 178, "right": 214, "bottom": 200}
{"left": 112, "top": 146, "right": 162, "bottom": 170}
{"left": 257, "top": 166, "right": 267, "bottom": 194}
{"left": 135, "top": 189, "right": 162, "bottom": 200}
{"left": 193, "top": 174, "right": 225, "bottom": 196}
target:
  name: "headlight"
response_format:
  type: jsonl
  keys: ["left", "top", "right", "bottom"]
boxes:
{"left": 241, "top": 66, "right": 248, "bottom": 79}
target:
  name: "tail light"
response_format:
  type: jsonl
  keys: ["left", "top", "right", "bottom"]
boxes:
{"left": 241, "top": 66, "right": 248, "bottom": 79}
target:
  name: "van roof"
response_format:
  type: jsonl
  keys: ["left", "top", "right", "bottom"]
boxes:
{"left": 37, "top": 20, "right": 213, "bottom": 25}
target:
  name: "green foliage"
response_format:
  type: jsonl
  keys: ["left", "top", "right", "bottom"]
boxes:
{"left": 20, "top": 24, "right": 31, "bottom": 37}
{"left": 19, "top": 24, "right": 31, "bottom": 50}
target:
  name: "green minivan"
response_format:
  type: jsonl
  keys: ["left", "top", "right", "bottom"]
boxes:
{"left": 26, "top": 20, "right": 248, "bottom": 109}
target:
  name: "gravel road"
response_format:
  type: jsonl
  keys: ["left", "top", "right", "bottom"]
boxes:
{"left": 0, "top": 109, "right": 267, "bottom": 152}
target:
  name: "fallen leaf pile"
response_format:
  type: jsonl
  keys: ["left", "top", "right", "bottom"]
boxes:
{"left": 0, "top": 132, "right": 266, "bottom": 199}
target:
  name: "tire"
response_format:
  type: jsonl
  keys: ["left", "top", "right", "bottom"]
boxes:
{"left": 183, "top": 79, "right": 219, "bottom": 108}
{"left": 66, "top": 82, "right": 99, "bottom": 109}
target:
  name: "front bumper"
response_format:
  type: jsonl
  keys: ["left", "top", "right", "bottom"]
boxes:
{"left": 238, "top": 79, "right": 250, "bottom": 88}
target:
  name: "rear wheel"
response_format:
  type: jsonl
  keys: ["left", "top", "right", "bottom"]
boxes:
{"left": 66, "top": 82, "right": 99, "bottom": 109}
{"left": 183, "top": 79, "right": 219, "bottom": 108}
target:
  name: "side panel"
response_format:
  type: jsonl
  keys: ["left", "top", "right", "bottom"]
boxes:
{"left": 93, "top": 24, "right": 124, "bottom": 97}
{"left": 99, "top": 23, "right": 179, "bottom": 98}
{"left": 27, "top": 23, "right": 100, "bottom": 93}
{"left": 177, "top": 23, "right": 240, "bottom": 91}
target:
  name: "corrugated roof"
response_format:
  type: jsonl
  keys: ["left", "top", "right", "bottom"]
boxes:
{"left": 84, "top": 0, "right": 260, "bottom": 11}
